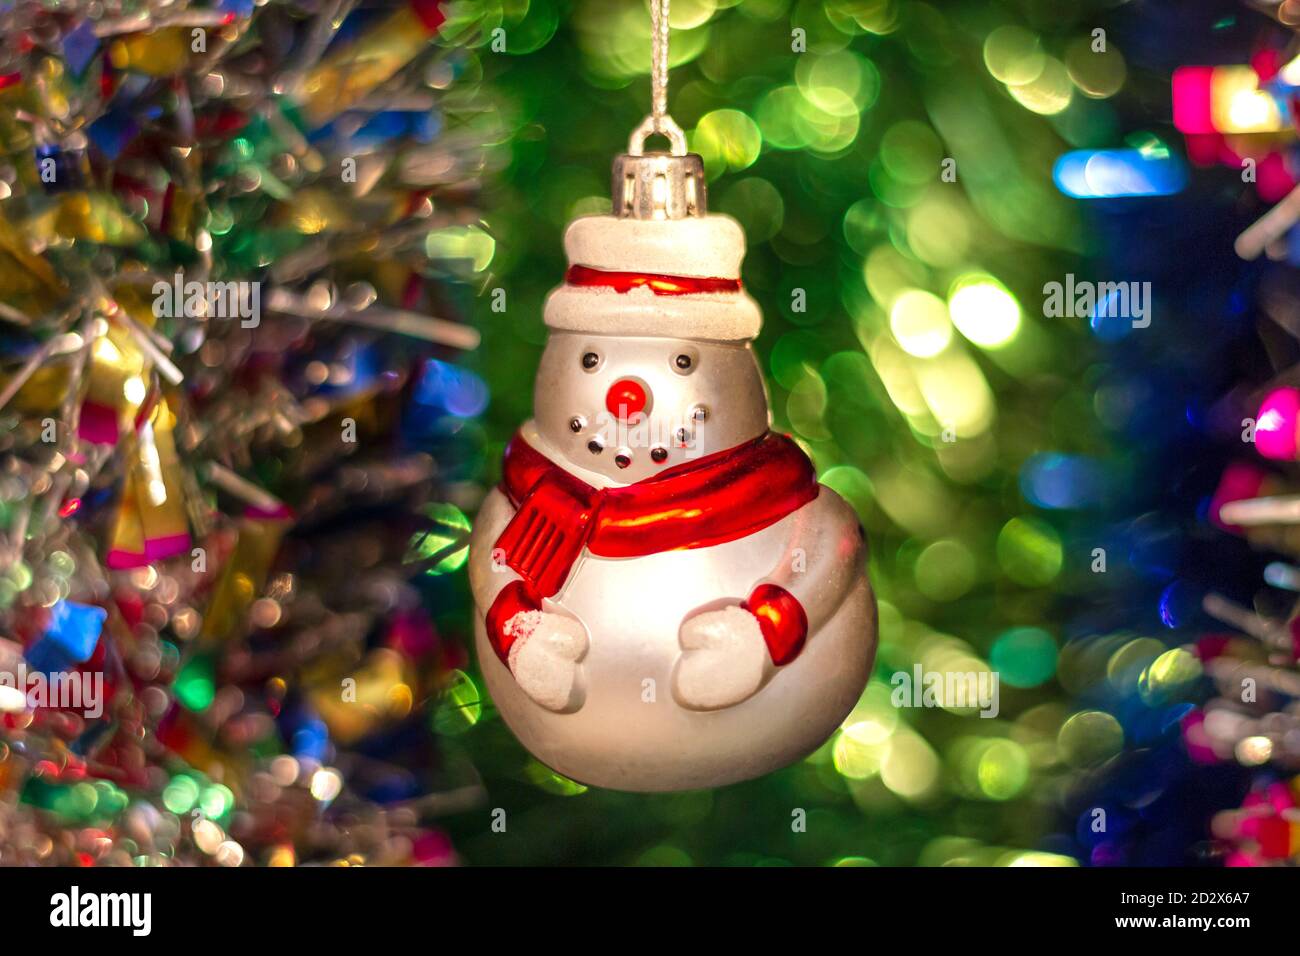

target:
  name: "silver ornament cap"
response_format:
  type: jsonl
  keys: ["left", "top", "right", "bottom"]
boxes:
{"left": 613, "top": 113, "right": 706, "bottom": 220}
{"left": 612, "top": 151, "right": 706, "bottom": 220}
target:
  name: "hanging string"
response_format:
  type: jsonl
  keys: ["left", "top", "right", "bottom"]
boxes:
{"left": 629, "top": 0, "right": 686, "bottom": 155}
{"left": 650, "top": 0, "right": 670, "bottom": 122}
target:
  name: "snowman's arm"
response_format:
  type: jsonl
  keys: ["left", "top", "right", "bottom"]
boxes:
{"left": 745, "top": 488, "right": 865, "bottom": 664}
{"left": 468, "top": 488, "right": 540, "bottom": 665}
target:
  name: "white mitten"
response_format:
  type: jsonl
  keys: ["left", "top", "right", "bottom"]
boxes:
{"left": 505, "top": 610, "right": 589, "bottom": 712}
{"left": 672, "top": 606, "right": 771, "bottom": 711}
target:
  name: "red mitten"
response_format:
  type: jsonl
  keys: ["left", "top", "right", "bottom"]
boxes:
{"left": 743, "top": 583, "right": 807, "bottom": 666}
{"left": 485, "top": 580, "right": 542, "bottom": 665}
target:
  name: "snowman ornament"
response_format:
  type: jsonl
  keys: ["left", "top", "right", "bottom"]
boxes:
{"left": 469, "top": 118, "right": 877, "bottom": 791}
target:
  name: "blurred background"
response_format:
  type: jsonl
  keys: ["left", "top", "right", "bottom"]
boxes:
{"left": 5, "top": 0, "right": 1300, "bottom": 867}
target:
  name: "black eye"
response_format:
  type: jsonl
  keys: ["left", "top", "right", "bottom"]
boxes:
{"left": 675, "top": 354, "right": 692, "bottom": 371}
{"left": 582, "top": 352, "right": 599, "bottom": 370}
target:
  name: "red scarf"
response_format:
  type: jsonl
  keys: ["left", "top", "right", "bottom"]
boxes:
{"left": 495, "top": 430, "right": 819, "bottom": 598}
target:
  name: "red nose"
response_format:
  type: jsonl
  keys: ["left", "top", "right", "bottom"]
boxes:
{"left": 605, "top": 378, "right": 649, "bottom": 420}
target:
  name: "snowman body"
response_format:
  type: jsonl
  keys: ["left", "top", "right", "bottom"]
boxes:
{"left": 469, "top": 442, "right": 875, "bottom": 791}
{"left": 468, "top": 197, "right": 878, "bottom": 791}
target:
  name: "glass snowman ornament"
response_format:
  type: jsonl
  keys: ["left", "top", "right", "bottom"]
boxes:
{"left": 468, "top": 145, "right": 877, "bottom": 791}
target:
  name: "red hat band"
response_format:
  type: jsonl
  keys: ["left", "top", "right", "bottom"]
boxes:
{"left": 565, "top": 264, "right": 742, "bottom": 296}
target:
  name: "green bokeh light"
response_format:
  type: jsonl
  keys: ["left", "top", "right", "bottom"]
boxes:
{"left": 996, "top": 516, "right": 1063, "bottom": 586}
{"left": 948, "top": 274, "right": 1022, "bottom": 348}
{"left": 1058, "top": 710, "right": 1124, "bottom": 769}
{"left": 406, "top": 502, "right": 472, "bottom": 575}
{"left": 990, "top": 627, "right": 1058, "bottom": 688}
{"left": 432, "top": 669, "right": 483, "bottom": 735}
{"left": 692, "top": 108, "right": 762, "bottom": 178}
{"left": 175, "top": 655, "right": 216, "bottom": 712}
{"left": 914, "top": 539, "right": 976, "bottom": 602}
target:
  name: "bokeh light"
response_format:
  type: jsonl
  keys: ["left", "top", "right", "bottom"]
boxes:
{"left": 948, "top": 275, "right": 1022, "bottom": 348}
{"left": 889, "top": 289, "right": 952, "bottom": 358}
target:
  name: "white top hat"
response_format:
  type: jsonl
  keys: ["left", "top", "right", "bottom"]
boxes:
{"left": 542, "top": 152, "right": 762, "bottom": 342}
